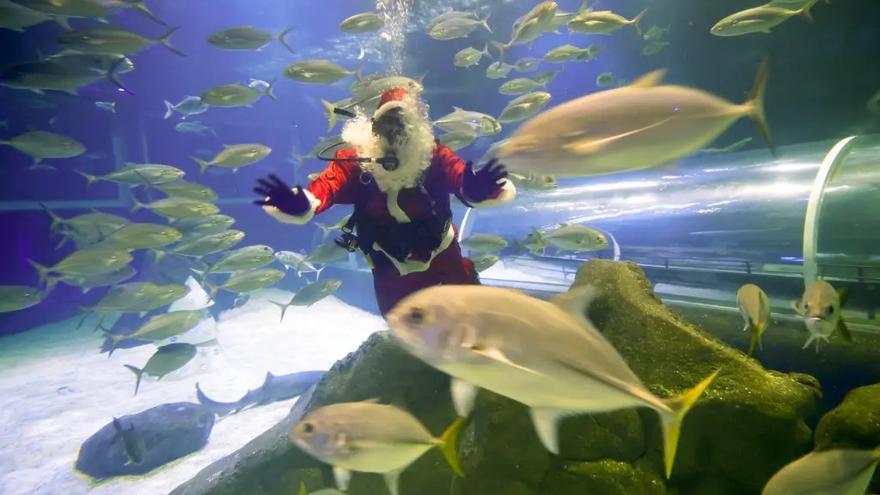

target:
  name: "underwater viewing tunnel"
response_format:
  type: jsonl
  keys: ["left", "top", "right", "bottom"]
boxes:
{"left": 465, "top": 134, "right": 880, "bottom": 334}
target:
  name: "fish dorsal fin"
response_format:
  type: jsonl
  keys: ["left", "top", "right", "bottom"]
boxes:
{"left": 629, "top": 69, "right": 666, "bottom": 88}
{"left": 453, "top": 106, "right": 464, "bottom": 112}
{"left": 361, "top": 397, "right": 381, "bottom": 404}
{"left": 264, "top": 371, "right": 275, "bottom": 384}
{"left": 549, "top": 285, "right": 597, "bottom": 320}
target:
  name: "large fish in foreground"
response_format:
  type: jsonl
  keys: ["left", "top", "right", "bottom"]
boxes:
{"left": 497, "top": 60, "right": 771, "bottom": 177}
{"left": 762, "top": 447, "right": 880, "bottom": 495}
{"left": 387, "top": 284, "right": 718, "bottom": 478}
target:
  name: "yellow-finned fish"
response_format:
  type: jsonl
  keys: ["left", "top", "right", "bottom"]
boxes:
{"left": 290, "top": 401, "right": 465, "bottom": 495}
{"left": 762, "top": 448, "right": 880, "bottom": 495}
{"left": 736, "top": 284, "right": 771, "bottom": 356}
{"left": 497, "top": 60, "right": 772, "bottom": 178}
{"left": 711, "top": 0, "right": 821, "bottom": 37}
{"left": 387, "top": 284, "right": 719, "bottom": 478}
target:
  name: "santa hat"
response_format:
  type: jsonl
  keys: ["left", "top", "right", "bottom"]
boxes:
{"left": 373, "top": 87, "right": 412, "bottom": 121}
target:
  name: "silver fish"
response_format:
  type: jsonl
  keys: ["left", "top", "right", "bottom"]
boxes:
{"left": 387, "top": 284, "right": 718, "bottom": 478}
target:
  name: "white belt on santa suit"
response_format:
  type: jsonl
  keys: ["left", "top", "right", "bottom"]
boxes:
{"left": 370, "top": 224, "right": 455, "bottom": 276}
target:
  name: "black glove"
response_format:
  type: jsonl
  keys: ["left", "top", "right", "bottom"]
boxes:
{"left": 462, "top": 158, "right": 508, "bottom": 203}
{"left": 253, "top": 174, "right": 310, "bottom": 216}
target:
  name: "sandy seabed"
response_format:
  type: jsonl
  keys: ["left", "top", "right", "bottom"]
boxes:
{"left": 0, "top": 289, "right": 385, "bottom": 495}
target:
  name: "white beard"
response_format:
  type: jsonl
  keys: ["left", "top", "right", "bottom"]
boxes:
{"left": 340, "top": 102, "right": 435, "bottom": 192}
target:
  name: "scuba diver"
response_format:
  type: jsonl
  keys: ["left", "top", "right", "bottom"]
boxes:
{"left": 253, "top": 87, "right": 516, "bottom": 316}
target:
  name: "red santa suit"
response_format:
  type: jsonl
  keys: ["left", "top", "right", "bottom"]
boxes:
{"left": 264, "top": 88, "right": 516, "bottom": 315}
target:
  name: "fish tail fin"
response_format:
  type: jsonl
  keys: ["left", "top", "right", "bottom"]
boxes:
{"left": 163, "top": 100, "right": 174, "bottom": 119}
{"left": 747, "top": 323, "right": 760, "bottom": 356}
{"left": 746, "top": 58, "right": 774, "bottom": 155}
{"left": 265, "top": 79, "right": 278, "bottom": 101}
{"left": 481, "top": 42, "right": 493, "bottom": 60}
{"left": 269, "top": 300, "right": 290, "bottom": 322}
{"left": 479, "top": 13, "right": 492, "bottom": 34}
{"left": 102, "top": 326, "right": 123, "bottom": 357}
{"left": 658, "top": 369, "right": 720, "bottom": 478}
{"left": 130, "top": 196, "right": 146, "bottom": 213}
{"left": 279, "top": 27, "right": 295, "bottom": 54}
{"left": 315, "top": 222, "right": 331, "bottom": 241}
{"left": 632, "top": 8, "right": 649, "bottom": 37}
{"left": 438, "top": 417, "right": 466, "bottom": 476}
{"left": 191, "top": 267, "right": 208, "bottom": 283}
{"left": 207, "top": 284, "right": 219, "bottom": 302}
{"left": 158, "top": 27, "right": 186, "bottom": 56}
{"left": 192, "top": 156, "right": 211, "bottom": 174}
{"left": 106, "top": 57, "right": 134, "bottom": 95}
{"left": 28, "top": 259, "right": 51, "bottom": 287}
{"left": 798, "top": 0, "right": 821, "bottom": 22}
{"left": 578, "top": 0, "right": 589, "bottom": 14}
{"left": 491, "top": 41, "right": 508, "bottom": 62}
{"left": 55, "top": 16, "right": 71, "bottom": 31}
{"left": 314, "top": 266, "right": 324, "bottom": 281}
{"left": 124, "top": 364, "right": 145, "bottom": 396}
{"left": 321, "top": 99, "right": 337, "bottom": 132}
{"left": 39, "top": 202, "right": 63, "bottom": 232}
{"left": 75, "top": 169, "right": 97, "bottom": 188}
{"left": 133, "top": 0, "right": 166, "bottom": 25}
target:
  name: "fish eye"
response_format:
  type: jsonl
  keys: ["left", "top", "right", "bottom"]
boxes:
{"left": 407, "top": 307, "right": 426, "bottom": 325}
{"left": 302, "top": 422, "right": 315, "bottom": 434}
{"left": 826, "top": 305, "right": 834, "bottom": 314}
{"left": 804, "top": 303, "right": 809, "bottom": 310}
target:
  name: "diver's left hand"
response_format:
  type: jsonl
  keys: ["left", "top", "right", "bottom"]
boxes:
{"left": 463, "top": 158, "right": 508, "bottom": 202}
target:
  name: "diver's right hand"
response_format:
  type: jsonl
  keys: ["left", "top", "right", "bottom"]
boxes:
{"left": 253, "top": 174, "right": 310, "bottom": 216}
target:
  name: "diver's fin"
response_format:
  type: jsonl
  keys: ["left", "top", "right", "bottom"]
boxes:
{"left": 451, "top": 378, "right": 478, "bottom": 417}
{"left": 658, "top": 370, "right": 720, "bottom": 478}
